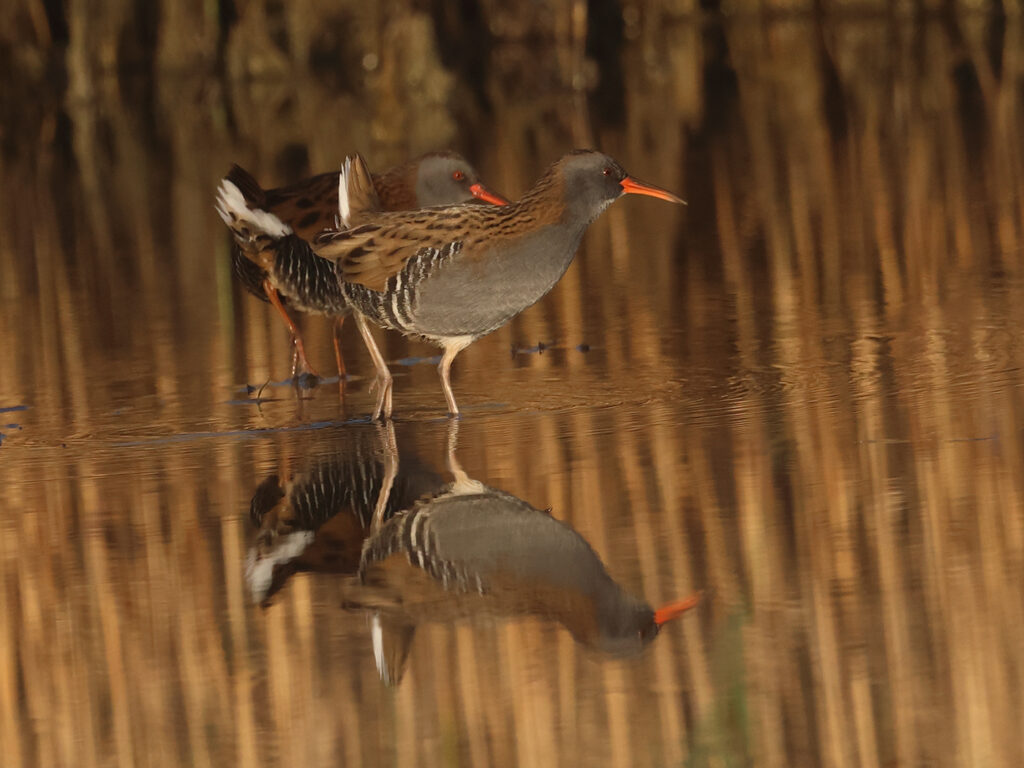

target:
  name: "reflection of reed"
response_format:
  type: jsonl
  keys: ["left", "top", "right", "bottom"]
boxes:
{"left": 2, "top": 16, "right": 1024, "bottom": 768}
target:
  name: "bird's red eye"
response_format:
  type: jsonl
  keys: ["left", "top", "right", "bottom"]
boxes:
{"left": 452, "top": 170, "right": 465, "bottom": 182}
{"left": 602, "top": 167, "right": 613, "bottom": 176}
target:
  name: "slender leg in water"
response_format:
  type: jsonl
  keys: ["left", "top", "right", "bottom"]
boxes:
{"left": 438, "top": 338, "right": 472, "bottom": 417}
{"left": 333, "top": 315, "right": 348, "bottom": 382}
{"left": 354, "top": 313, "right": 393, "bottom": 419}
{"left": 263, "top": 279, "right": 318, "bottom": 378}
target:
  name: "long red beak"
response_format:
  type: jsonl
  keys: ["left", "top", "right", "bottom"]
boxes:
{"left": 653, "top": 591, "right": 702, "bottom": 626}
{"left": 469, "top": 183, "right": 510, "bottom": 206}
{"left": 620, "top": 176, "right": 686, "bottom": 205}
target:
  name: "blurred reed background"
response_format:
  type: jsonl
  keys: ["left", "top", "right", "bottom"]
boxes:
{"left": 2, "top": 2, "right": 1024, "bottom": 767}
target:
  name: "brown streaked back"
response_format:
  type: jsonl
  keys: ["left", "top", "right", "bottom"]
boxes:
{"left": 243, "top": 152, "right": 497, "bottom": 242}
{"left": 313, "top": 197, "right": 563, "bottom": 292}
{"left": 261, "top": 171, "right": 340, "bottom": 241}
{"left": 312, "top": 159, "right": 568, "bottom": 292}
{"left": 371, "top": 159, "right": 420, "bottom": 211}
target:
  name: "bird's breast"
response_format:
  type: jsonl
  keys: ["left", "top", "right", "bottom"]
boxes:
{"left": 405, "top": 224, "right": 585, "bottom": 339}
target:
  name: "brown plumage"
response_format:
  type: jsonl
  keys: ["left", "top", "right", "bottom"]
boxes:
{"left": 364, "top": 157, "right": 422, "bottom": 212}
{"left": 316, "top": 187, "right": 564, "bottom": 293}
{"left": 218, "top": 152, "right": 508, "bottom": 379}
{"left": 254, "top": 151, "right": 505, "bottom": 241}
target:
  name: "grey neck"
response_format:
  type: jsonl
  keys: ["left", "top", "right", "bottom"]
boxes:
{"left": 504, "top": 189, "right": 615, "bottom": 293}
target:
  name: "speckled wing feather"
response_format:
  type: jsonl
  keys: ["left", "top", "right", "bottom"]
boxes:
{"left": 313, "top": 208, "right": 485, "bottom": 292}
{"left": 312, "top": 226, "right": 450, "bottom": 292}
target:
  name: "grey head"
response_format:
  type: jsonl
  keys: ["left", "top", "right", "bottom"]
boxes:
{"left": 413, "top": 152, "right": 509, "bottom": 207}
{"left": 552, "top": 149, "right": 686, "bottom": 225}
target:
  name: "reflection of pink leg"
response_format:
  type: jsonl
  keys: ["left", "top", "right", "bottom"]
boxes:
{"left": 354, "top": 313, "right": 392, "bottom": 420}
{"left": 445, "top": 418, "right": 482, "bottom": 493}
{"left": 333, "top": 315, "right": 347, "bottom": 379}
{"left": 370, "top": 420, "right": 398, "bottom": 531}
{"left": 263, "top": 279, "right": 317, "bottom": 377}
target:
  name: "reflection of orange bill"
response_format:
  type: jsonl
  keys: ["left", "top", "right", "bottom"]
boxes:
{"left": 654, "top": 591, "right": 703, "bottom": 626}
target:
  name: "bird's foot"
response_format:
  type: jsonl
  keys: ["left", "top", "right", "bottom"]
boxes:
{"left": 293, "top": 372, "right": 320, "bottom": 391}
{"left": 290, "top": 338, "right": 320, "bottom": 380}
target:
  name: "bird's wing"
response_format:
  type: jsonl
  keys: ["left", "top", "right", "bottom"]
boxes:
{"left": 260, "top": 171, "right": 340, "bottom": 240}
{"left": 313, "top": 209, "right": 477, "bottom": 292}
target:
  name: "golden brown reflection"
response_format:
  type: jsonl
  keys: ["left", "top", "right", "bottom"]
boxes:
{"left": 247, "top": 422, "right": 701, "bottom": 686}
{"left": 2, "top": 15, "right": 1024, "bottom": 768}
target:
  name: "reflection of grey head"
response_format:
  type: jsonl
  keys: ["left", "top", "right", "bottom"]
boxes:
{"left": 414, "top": 152, "right": 484, "bottom": 207}
{"left": 590, "top": 597, "right": 659, "bottom": 657}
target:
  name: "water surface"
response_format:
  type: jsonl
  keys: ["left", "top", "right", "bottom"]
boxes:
{"left": 2, "top": 17, "right": 1023, "bottom": 768}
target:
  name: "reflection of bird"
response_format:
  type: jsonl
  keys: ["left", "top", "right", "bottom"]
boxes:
{"left": 244, "top": 427, "right": 442, "bottom": 605}
{"left": 354, "top": 479, "right": 700, "bottom": 685}
{"left": 245, "top": 421, "right": 701, "bottom": 687}
{"left": 313, "top": 150, "right": 685, "bottom": 417}
{"left": 216, "top": 152, "right": 508, "bottom": 378}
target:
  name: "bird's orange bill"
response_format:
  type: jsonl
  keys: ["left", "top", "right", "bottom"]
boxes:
{"left": 653, "top": 591, "right": 702, "bottom": 626}
{"left": 469, "top": 183, "right": 511, "bottom": 206}
{"left": 620, "top": 176, "right": 686, "bottom": 205}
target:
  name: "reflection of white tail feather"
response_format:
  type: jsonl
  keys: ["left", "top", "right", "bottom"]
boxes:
{"left": 338, "top": 157, "right": 353, "bottom": 229}
{"left": 245, "top": 531, "right": 314, "bottom": 603}
{"left": 215, "top": 179, "right": 292, "bottom": 238}
{"left": 371, "top": 613, "right": 393, "bottom": 685}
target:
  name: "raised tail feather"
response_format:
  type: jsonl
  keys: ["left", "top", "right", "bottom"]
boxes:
{"left": 337, "top": 153, "right": 383, "bottom": 229}
{"left": 225, "top": 164, "right": 266, "bottom": 207}
{"left": 215, "top": 164, "right": 292, "bottom": 245}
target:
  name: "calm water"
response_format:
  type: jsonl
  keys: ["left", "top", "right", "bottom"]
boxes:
{"left": 2, "top": 17, "right": 1024, "bottom": 768}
